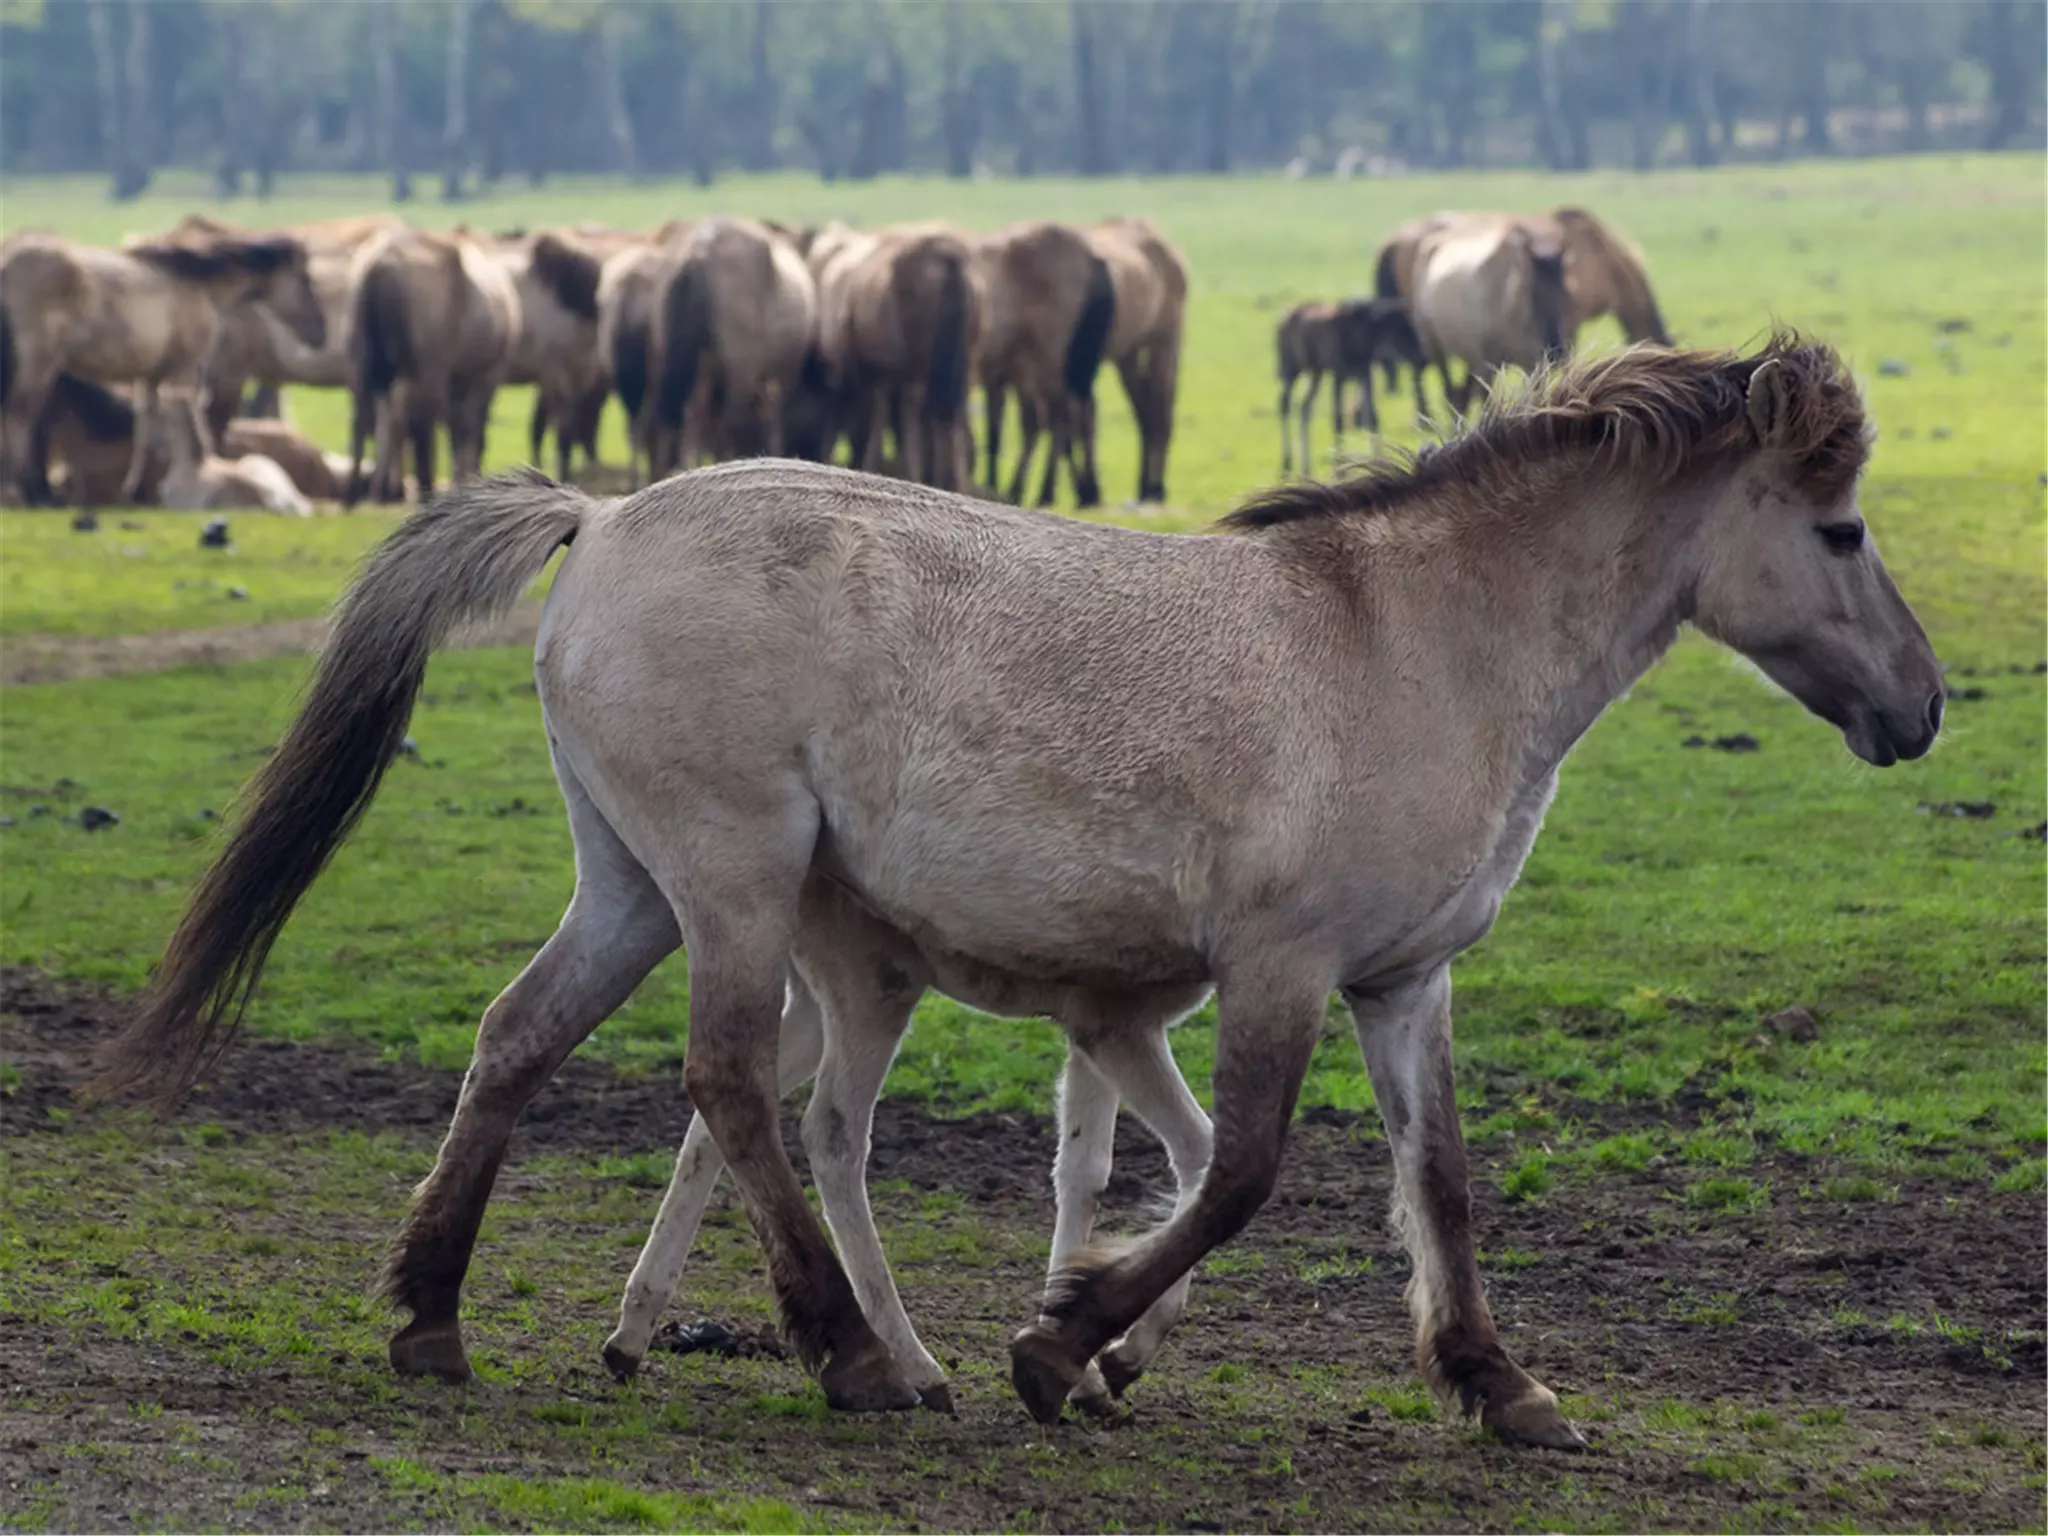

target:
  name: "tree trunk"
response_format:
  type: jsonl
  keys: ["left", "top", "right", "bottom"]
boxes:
{"left": 373, "top": 1, "right": 412, "bottom": 201}
{"left": 595, "top": 7, "right": 638, "bottom": 177}
{"left": 1071, "top": 1, "right": 1110, "bottom": 174}
{"left": 1622, "top": 1, "right": 1665, "bottom": 170}
{"left": 1982, "top": 0, "right": 2031, "bottom": 151}
{"left": 215, "top": 10, "right": 245, "bottom": 196}
{"left": 1797, "top": 2, "right": 1833, "bottom": 154}
{"left": 442, "top": 0, "right": 472, "bottom": 201}
{"left": 747, "top": 1, "right": 774, "bottom": 172}
{"left": 1680, "top": 0, "right": 1718, "bottom": 166}
{"left": 1200, "top": 3, "right": 1235, "bottom": 173}
{"left": 1536, "top": 0, "right": 1577, "bottom": 170}
{"left": 942, "top": 2, "right": 973, "bottom": 177}
{"left": 86, "top": 1, "right": 130, "bottom": 194}
{"left": 248, "top": 4, "right": 283, "bottom": 198}
{"left": 113, "top": 0, "right": 151, "bottom": 199}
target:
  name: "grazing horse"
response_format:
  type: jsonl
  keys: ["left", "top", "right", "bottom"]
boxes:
{"left": 0, "top": 229, "right": 324, "bottom": 505}
{"left": 192, "top": 213, "right": 406, "bottom": 442}
{"left": 647, "top": 217, "right": 818, "bottom": 478}
{"left": 344, "top": 227, "right": 521, "bottom": 506}
{"left": 1275, "top": 298, "right": 1425, "bottom": 474}
{"left": 814, "top": 223, "right": 983, "bottom": 492}
{"left": 1084, "top": 218, "right": 1188, "bottom": 503}
{"left": 1410, "top": 221, "right": 1572, "bottom": 418}
{"left": 973, "top": 222, "right": 1117, "bottom": 508}
{"left": 96, "top": 334, "right": 1942, "bottom": 1446}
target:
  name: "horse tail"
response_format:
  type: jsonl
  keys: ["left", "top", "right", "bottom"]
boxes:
{"left": 655, "top": 258, "right": 710, "bottom": 431}
{"left": 0, "top": 305, "right": 14, "bottom": 409}
{"left": 352, "top": 259, "right": 414, "bottom": 402}
{"left": 88, "top": 468, "right": 589, "bottom": 1110}
{"left": 1064, "top": 253, "right": 1116, "bottom": 404}
{"left": 613, "top": 309, "right": 650, "bottom": 426}
{"left": 1373, "top": 239, "right": 1402, "bottom": 301}
{"left": 927, "top": 252, "right": 972, "bottom": 420}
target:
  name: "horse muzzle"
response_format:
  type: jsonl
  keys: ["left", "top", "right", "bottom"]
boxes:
{"left": 1845, "top": 690, "right": 1944, "bottom": 767}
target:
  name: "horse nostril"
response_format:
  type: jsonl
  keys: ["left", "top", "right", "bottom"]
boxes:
{"left": 1926, "top": 691, "right": 1945, "bottom": 737}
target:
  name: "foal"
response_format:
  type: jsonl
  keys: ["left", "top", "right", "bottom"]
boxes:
{"left": 99, "top": 335, "right": 1941, "bottom": 1449}
{"left": 1275, "top": 297, "right": 1425, "bottom": 473}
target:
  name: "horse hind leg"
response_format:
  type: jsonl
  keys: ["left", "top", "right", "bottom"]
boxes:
{"left": 383, "top": 757, "right": 680, "bottom": 1382}
{"left": 1347, "top": 970, "right": 1583, "bottom": 1450}
{"left": 604, "top": 970, "right": 827, "bottom": 1380}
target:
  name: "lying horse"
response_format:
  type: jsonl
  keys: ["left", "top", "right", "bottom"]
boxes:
{"left": 96, "top": 335, "right": 1942, "bottom": 1449}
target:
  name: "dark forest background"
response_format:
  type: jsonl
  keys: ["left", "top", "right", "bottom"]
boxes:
{"left": 3, "top": 1, "right": 2043, "bottom": 201}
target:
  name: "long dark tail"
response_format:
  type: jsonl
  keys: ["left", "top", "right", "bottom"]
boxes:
{"left": 89, "top": 470, "right": 589, "bottom": 1109}
{"left": 613, "top": 311, "right": 650, "bottom": 428}
{"left": 927, "top": 254, "right": 972, "bottom": 420}
{"left": 352, "top": 261, "right": 414, "bottom": 403}
{"left": 655, "top": 259, "right": 711, "bottom": 432}
{"left": 1064, "top": 253, "right": 1115, "bottom": 403}
{"left": 1374, "top": 240, "right": 1402, "bottom": 301}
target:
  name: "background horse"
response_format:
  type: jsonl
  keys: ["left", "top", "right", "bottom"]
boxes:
{"left": 1275, "top": 296, "right": 1425, "bottom": 473}
{"left": 94, "top": 335, "right": 1941, "bottom": 1450}
{"left": 1410, "top": 219, "right": 1572, "bottom": 417}
{"left": 1084, "top": 217, "right": 1187, "bottom": 503}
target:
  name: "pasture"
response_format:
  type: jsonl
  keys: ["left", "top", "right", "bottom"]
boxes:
{"left": 2, "top": 156, "right": 2044, "bottom": 1534}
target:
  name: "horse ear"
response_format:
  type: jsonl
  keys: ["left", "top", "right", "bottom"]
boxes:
{"left": 1746, "top": 358, "right": 1793, "bottom": 445}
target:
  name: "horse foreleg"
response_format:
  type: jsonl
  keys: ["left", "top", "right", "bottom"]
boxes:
{"left": 983, "top": 379, "right": 1007, "bottom": 494}
{"left": 1005, "top": 394, "right": 1042, "bottom": 505}
{"left": 1348, "top": 970, "right": 1583, "bottom": 1450}
{"left": 1010, "top": 963, "right": 1325, "bottom": 1423}
{"left": 1298, "top": 371, "right": 1322, "bottom": 480}
{"left": 604, "top": 972, "right": 827, "bottom": 1380}
{"left": 120, "top": 381, "right": 160, "bottom": 504}
{"left": 383, "top": 767, "right": 680, "bottom": 1383}
{"left": 1277, "top": 371, "right": 1295, "bottom": 475}
{"left": 1036, "top": 395, "right": 1068, "bottom": 508}
{"left": 529, "top": 392, "right": 550, "bottom": 474}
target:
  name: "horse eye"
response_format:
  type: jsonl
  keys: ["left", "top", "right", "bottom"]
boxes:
{"left": 1817, "top": 521, "right": 1865, "bottom": 554}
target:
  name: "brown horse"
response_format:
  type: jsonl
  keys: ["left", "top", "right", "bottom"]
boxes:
{"left": 1409, "top": 219, "right": 1573, "bottom": 418}
{"left": 815, "top": 223, "right": 983, "bottom": 492}
{"left": 1275, "top": 298, "right": 1425, "bottom": 474}
{"left": 595, "top": 222, "right": 693, "bottom": 489}
{"left": 149, "top": 390, "right": 310, "bottom": 514}
{"left": 193, "top": 213, "right": 406, "bottom": 441}
{"left": 647, "top": 218, "right": 818, "bottom": 478}
{"left": 1084, "top": 218, "right": 1187, "bottom": 504}
{"left": 96, "top": 335, "right": 1940, "bottom": 1444}
{"left": 974, "top": 222, "right": 1116, "bottom": 508}
{"left": 491, "top": 229, "right": 618, "bottom": 483}
{"left": 0, "top": 228, "right": 324, "bottom": 505}
{"left": 344, "top": 226, "right": 521, "bottom": 506}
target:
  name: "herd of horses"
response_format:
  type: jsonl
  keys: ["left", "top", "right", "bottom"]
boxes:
{"left": 0, "top": 210, "right": 1187, "bottom": 516}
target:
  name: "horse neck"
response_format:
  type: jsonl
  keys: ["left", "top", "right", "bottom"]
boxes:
{"left": 1352, "top": 465, "right": 1715, "bottom": 777}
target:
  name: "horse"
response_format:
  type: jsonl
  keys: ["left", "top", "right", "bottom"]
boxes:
{"left": 1275, "top": 298, "right": 1425, "bottom": 475}
{"left": 647, "top": 218, "right": 819, "bottom": 478}
{"left": 595, "top": 222, "right": 693, "bottom": 489}
{"left": 191, "top": 213, "right": 406, "bottom": 442}
{"left": 0, "top": 228, "right": 324, "bottom": 506}
{"left": 973, "top": 222, "right": 1116, "bottom": 508}
{"left": 94, "top": 333, "right": 1941, "bottom": 1444}
{"left": 343, "top": 226, "right": 521, "bottom": 507}
{"left": 149, "top": 390, "right": 309, "bottom": 514}
{"left": 813, "top": 223, "right": 982, "bottom": 492}
{"left": 1083, "top": 218, "right": 1188, "bottom": 503}
{"left": 1410, "top": 220, "right": 1572, "bottom": 418}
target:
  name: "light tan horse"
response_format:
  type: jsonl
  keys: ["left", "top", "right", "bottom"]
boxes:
{"left": 1084, "top": 217, "right": 1187, "bottom": 503}
{"left": 192, "top": 212, "right": 406, "bottom": 441}
{"left": 489, "top": 228, "right": 616, "bottom": 482}
{"left": 647, "top": 217, "right": 818, "bottom": 477}
{"left": 344, "top": 226, "right": 521, "bottom": 506}
{"left": 973, "top": 222, "right": 1116, "bottom": 508}
{"left": 0, "top": 227, "right": 324, "bottom": 505}
{"left": 814, "top": 223, "right": 983, "bottom": 491}
{"left": 150, "top": 390, "right": 310, "bottom": 514}
{"left": 1410, "top": 219, "right": 1573, "bottom": 417}
{"left": 97, "top": 335, "right": 1942, "bottom": 1447}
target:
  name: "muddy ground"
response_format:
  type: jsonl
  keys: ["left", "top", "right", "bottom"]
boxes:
{"left": 4, "top": 968, "right": 2044, "bottom": 1533}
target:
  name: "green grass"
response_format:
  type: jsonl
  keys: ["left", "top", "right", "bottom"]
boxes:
{"left": 0, "top": 157, "right": 2042, "bottom": 1178}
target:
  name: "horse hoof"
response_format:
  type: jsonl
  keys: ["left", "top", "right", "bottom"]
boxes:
{"left": 1484, "top": 1385, "right": 1586, "bottom": 1451}
{"left": 916, "top": 1381, "right": 957, "bottom": 1415}
{"left": 389, "top": 1319, "right": 473, "bottom": 1384}
{"left": 1097, "top": 1347, "right": 1144, "bottom": 1400}
{"left": 819, "top": 1333, "right": 920, "bottom": 1413}
{"left": 1010, "top": 1326, "right": 1085, "bottom": 1426}
{"left": 601, "top": 1338, "right": 642, "bottom": 1382}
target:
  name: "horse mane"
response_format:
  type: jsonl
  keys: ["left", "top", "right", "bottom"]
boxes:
{"left": 530, "top": 232, "right": 603, "bottom": 321}
{"left": 129, "top": 235, "right": 303, "bottom": 282}
{"left": 49, "top": 373, "right": 137, "bottom": 443}
{"left": 1220, "top": 331, "right": 1869, "bottom": 533}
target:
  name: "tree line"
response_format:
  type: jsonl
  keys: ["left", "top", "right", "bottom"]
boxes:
{"left": 2, "top": 1, "right": 2042, "bottom": 200}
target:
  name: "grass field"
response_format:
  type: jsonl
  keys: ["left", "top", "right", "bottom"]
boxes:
{"left": 2, "top": 157, "right": 2043, "bottom": 1532}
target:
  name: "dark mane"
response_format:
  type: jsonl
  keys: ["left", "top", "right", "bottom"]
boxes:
{"left": 128, "top": 235, "right": 303, "bottom": 282}
{"left": 1221, "top": 330, "right": 1869, "bottom": 532}
{"left": 49, "top": 373, "right": 137, "bottom": 442}
{"left": 530, "top": 232, "right": 603, "bottom": 321}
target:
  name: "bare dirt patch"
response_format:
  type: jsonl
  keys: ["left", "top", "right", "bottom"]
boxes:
{"left": 0, "top": 604, "right": 544, "bottom": 687}
{"left": 5, "top": 967, "right": 2044, "bottom": 1533}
